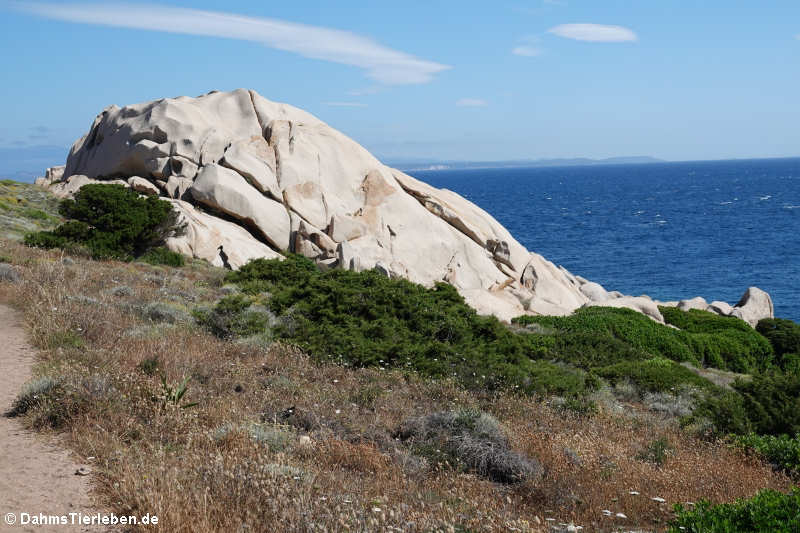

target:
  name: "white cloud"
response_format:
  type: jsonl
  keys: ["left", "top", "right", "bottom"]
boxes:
{"left": 324, "top": 102, "right": 368, "bottom": 107}
{"left": 14, "top": 2, "right": 450, "bottom": 85}
{"left": 548, "top": 23, "right": 637, "bottom": 42}
{"left": 456, "top": 98, "right": 487, "bottom": 107}
{"left": 795, "top": 34, "right": 800, "bottom": 40}
{"left": 512, "top": 45, "right": 542, "bottom": 57}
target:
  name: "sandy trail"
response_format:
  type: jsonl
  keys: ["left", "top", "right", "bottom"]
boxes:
{"left": 0, "top": 305, "right": 108, "bottom": 533}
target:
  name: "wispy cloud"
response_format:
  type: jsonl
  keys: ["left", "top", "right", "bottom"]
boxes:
{"left": 13, "top": 2, "right": 450, "bottom": 84}
{"left": 795, "top": 34, "right": 800, "bottom": 40}
{"left": 456, "top": 98, "right": 488, "bottom": 107}
{"left": 512, "top": 46, "right": 542, "bottom": 57}
{"left": 512, "top": 35, "right": 543, "bottom": 57}
{"left": 324, "top": 102, "right": 368, "bottom": 108}
{"left": 548, "top": 23, "right": 637, "bottom": 42}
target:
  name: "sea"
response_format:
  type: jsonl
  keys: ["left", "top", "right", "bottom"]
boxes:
{"left": 411, "top": 158, "right": 800, "bottom": 322}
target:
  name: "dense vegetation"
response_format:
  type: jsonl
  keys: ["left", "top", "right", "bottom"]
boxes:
{"left": 201, "top": 255, "right": 595, "bottom": 397}
{"left": 669, "top": 488, "right": 800, "bottom": 532}
{"left": 515, "top": 306, "right": 774, "bottom": 374}
{"left": 731, "top": 433, "right": 800, "bottom": 476}
{"left": 24, "top": 183, "right": 185, "bottom": 265}
{"left": 756, "top": 318, "right": 800, "bottom": 372}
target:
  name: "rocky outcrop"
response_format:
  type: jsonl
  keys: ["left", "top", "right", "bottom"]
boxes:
{"left": 37, "top": 89, "right": 774, "bottom": 325}
{"left": 731, "top": 287, "right": 774, "bottom": 327}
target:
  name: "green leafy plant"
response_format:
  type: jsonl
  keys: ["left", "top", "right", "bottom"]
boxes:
{"left": 158, "top": 375, "right": 198, "bottom": 411}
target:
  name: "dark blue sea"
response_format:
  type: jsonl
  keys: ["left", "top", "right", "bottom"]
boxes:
{"left": 411, "top": 158, "right": 800, "bottom": 322}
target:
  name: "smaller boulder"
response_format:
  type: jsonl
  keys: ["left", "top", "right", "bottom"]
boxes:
{"left": 579, "top": 281, "right": 609, "bottom": 302}
{"left": 707, "top": 301, "right": 734, "bottom": 316}
{"left": 127, "top": 176, "right": 159, "bottom": 196}
{"left": 678, "top": 296, "right": 707, "bottom": 312}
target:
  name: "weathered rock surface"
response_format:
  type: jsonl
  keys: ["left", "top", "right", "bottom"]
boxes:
{"left": 731, "top": 286, "right": 774, "bottom": 327}
{"left": 37, "top": 89, "right": 774, "bottom": 324}
{"left": 166, "top": 199, "right": 282, "bottom": 269}
{"left": 678, "top": 296, "right": 708, "bottom": 312}
{"left": 128, "top": 176, "right": 159, "bottom": 195}
{"left": 580, "top": 281, "right": 610, "bottom": 302}
{"left": 707, "top": 300, "right": 734, "bottom": 316}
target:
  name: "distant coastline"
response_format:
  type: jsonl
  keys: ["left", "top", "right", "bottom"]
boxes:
{"left": 390, "top": 155, "right": 800, "bottom": 173}
{"left": 390, "top": 156, "right": 665, "bottom": 172}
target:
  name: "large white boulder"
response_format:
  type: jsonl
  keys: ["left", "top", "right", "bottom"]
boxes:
{"left": 731, "top": 286, "right": 774, "bottom": 327}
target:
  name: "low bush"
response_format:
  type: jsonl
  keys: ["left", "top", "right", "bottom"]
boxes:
{"left": 24, "top": 184, "right": 185, "bottom": 264}
{"left": 193, "top": 294, "right": 275, "bottom": 340}
{"left": 0, "top": 263, "right": 20, "bottom": 283}
{"left": 661, "top": 307, "right": 775, "bottom": 372}
{"left": 396, "top": 408, "right": 542, "bottom": 483}
{"left": 669, "top": 488, "right": 800, "bottom": 532}
{"left": 142, "top": 302, "right": 190, "bottom": 324}
{"left": 757, "top": 318, "right": 800, "bottom": 372}
{"left": 730, "top": 433, "right": 800, "bottom": 476}
{"left": 596, "top": 357, "right": 719, "bottom": 394}
{"left": 139, "top": 246, "right": 185, "bottom": 267}
{"left": 515, "top": 307, "right": 697, "bottom": 365}
{"left": 6, "top": 376, "right": 60, "bottom": 417}
{"left": 220, "top": 255, "right": 592, "bottom": 396}
{"left": 695, "top": 371, "right": 800, "bottom": 436}
{"left": 516, "top": 306, "right": 774, "bottom": 374}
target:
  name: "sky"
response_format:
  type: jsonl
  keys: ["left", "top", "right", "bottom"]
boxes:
{"left": 1, "top": 0, "right": 799, "bottom": 172}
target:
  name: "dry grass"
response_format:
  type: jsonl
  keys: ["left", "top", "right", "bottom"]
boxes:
{"left": 0, "top": 238, "right": 792, "bottom": 532}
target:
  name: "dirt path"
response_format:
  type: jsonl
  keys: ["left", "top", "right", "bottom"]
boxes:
{"left": 0, "top": 305, "right": 107, "bottom": 533}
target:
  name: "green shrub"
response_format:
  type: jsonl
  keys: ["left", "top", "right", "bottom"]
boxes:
{"left": 669, "top": 488, "right": 800, "bottom": 532}
{"left": 515, "top": 306, "right": 774, "bottom": 374}
{"left": 139, "top": 246, "right": 185, "bottom": 267}
{"left": 24, "top": 184, "right": 185, "bottom": 262}
{"left": 193, "top": 294, "right": 274, "bottom": 339}
{"left": 730, "top": 433, "right": 800, "bottom": 475}
{"left": 757, "top": 318, "right": 800, "bottom": 371}
{"left": 516, "top": 307, "right": 697, "bottom": 365}
{"left": 696, "top": 371, "right": 800, "bottom": 436}
{"left": 221, "top": 255, "right": 588, "bottom": 396}
{"left": 596, "top": 357, "right": 719, "bottom": 394}
{"left": 661, "top": 307, "right": 775, "bottom": 372}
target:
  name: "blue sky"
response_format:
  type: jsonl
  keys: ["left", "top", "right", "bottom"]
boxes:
{"left": 1, "top": 0, "right": 799, "bottom": 168}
